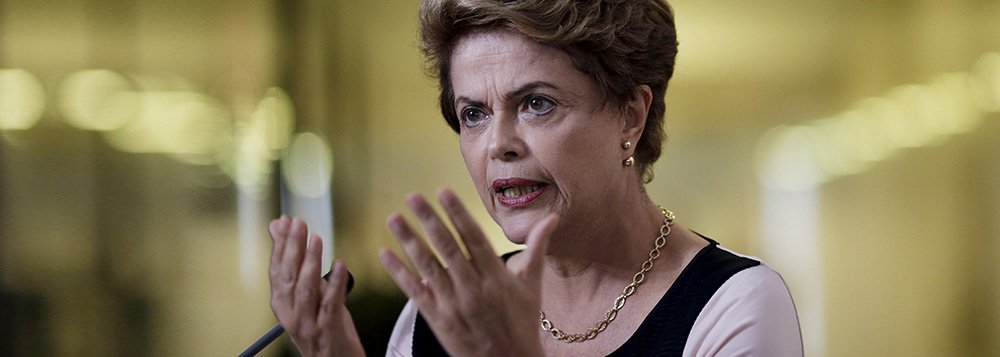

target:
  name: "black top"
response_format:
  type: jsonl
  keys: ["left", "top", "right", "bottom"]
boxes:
{"left": 412, "top": 238, "right": 760, "bottom": 356}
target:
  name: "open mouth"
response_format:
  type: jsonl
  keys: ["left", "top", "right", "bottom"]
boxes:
{"left": 498, "top": 184, "right": 544, "bottom": 198}
{"left": 491, "top": 178, "right": 548, "bottom": 207}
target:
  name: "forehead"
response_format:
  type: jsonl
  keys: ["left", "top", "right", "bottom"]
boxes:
{"left": 449, "top": 30, "right": 593, "bottom": 98}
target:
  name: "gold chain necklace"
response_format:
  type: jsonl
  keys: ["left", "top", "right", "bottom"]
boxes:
{"left": 539, "top": 207, "right": 675, "bottom": 343}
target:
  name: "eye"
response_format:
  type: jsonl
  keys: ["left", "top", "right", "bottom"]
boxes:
{"left": 460, "top": 106, "right": 489, "bottom": 127}
{"left": 522, "top": 95, "right": 556, "bottom": 115}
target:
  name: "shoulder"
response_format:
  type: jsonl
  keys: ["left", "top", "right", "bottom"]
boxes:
{"left": 684, "top": 247, "right": 804, "bottom": 357}
{"left": 386, "top": 300, "right": 417, "bottom": 357}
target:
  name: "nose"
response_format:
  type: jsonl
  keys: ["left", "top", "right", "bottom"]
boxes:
{"left": 487, "top": 114, "right": 527, "bottom": 161}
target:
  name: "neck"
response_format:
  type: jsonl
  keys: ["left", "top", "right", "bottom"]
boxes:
{"left": 540, "top": 192, "right": 666, "bottom": 297}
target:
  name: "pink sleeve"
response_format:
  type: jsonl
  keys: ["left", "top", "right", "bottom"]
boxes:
{"left": 683, "top": 264, "right": 804, "bottom": 357}
{"left": 385, "top": 300, "right": 417, "bottom": 357}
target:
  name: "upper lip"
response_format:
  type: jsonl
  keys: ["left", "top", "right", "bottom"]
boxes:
{"left": 491, "top": 177, "right": 545, "bottom": 192}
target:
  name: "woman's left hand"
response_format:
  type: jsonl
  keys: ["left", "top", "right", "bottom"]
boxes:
{"left": 379, "top": 188, "right": 558, "bottom": 357}
{"left": 268, "top": 216, "right": 365, "bottom": 357}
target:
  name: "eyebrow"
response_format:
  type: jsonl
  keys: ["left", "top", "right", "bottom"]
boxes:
{"left": 455, "top": 81, "right": 559, "bottom": 108}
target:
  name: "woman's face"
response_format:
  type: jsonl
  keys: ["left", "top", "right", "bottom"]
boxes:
{"left": 450, "top": 30, "right": 638, "bottom": 243}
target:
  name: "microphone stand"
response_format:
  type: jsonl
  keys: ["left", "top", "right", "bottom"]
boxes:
{"left": 239, "top": 271, "right": 355, "bottom": 357}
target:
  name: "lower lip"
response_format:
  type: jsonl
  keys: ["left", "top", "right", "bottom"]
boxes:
{"left": 496, "top": 185, "right": 547, "bottom": 207}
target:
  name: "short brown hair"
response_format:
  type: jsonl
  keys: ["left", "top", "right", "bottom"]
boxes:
{"left": 419, "top": 0, "right": 679, "bottom": 182}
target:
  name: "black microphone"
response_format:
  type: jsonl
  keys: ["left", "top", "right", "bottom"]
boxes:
{"left": 239, "top": 270, "right": 355, "bottom": 357}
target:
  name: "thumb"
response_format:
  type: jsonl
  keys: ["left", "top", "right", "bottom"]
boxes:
{"left": 512, "top": 214, "right": 559, "bottom": 283}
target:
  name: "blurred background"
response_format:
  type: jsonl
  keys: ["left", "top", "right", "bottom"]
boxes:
{"left": 1, "top": 0, "right": 998, "bottom": 356}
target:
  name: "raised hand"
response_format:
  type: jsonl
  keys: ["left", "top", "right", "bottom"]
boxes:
{"left": 268, "top": 216, "right": 365, "bottom": 357}
{"left": 379, "top": 189, "right": 559, "bottom": 356}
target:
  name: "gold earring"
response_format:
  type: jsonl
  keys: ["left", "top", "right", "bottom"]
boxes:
{"left": 622, "top": 141, "right": 631, "bottom": 149}
{"left": 624, "top": 156, "right": 635, "bottom": 167}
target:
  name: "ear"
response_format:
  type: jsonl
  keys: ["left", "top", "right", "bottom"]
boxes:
{"left": 622, "top": 85, "right": 654, "bottom": 144}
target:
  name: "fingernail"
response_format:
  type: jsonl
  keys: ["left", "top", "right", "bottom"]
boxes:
{"left": 438, "top": 189, "right": 456, "bottom": 205}
{"left": 386, "top": 215, "right": 403, "bottom": 232}
{"left": 378, "top": 249, "right": 392, "bottom": 263}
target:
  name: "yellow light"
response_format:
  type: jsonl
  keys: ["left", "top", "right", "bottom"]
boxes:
{"left": 888, "top": 85, "right": 937, "bottom": 148}
{"left": 929, "top": 73, "right": 980, "bottom": 136}
{"left": 756, "top": 53, "right": 994, "bottom": 188}
{"left": 840, "top": 110, "right": 895, "bottom": 164}
{"left": 102, "top": 92, "right": 231, "bottom": 165}
{"left": 0, "top": 68, "right": 46, "bottom": 130}
{"left": 811, "top": 117, "right": 865, "bottom": 177}
{"left": 57, "top": 69, "right": 136, "bottom": 131}
{"left": 231, "top": 126, "right": 274, "bottom": 199}
{"left": 754, "top": 125, "right": 827, "bottom": 191}
{"left": 971, "top": 52, "right": 1000, "bottom": 112}
{"left": 251, "top": 87, "right": 295, "bottom": 159}
{"left": 282, "top": 132, "right": 334, "bottom": 198}
{"left": 228, "top": 87, "right": 298, "bottom": 198}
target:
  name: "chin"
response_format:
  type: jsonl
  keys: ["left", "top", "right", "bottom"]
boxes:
{"left": 496, "top": 216, "right": 534, "bottom": 246}
{"left": 491, "top": 199, "right": 562, "bottom": 246}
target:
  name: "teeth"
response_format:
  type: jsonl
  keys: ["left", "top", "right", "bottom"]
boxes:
{"left": 501, "top": 185, "right": 541, "bottom": 198}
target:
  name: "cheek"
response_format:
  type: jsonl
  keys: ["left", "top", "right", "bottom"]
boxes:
{"left": 459, "top": 136, "right": 484, "bottom": 171}
{"left": 545, "top": 125, "right": 615, "bottom": 162}
{"left": 536, "top": 127, "right": 619, "bottom": 189}
{"left": 459, "top": 138, "right": 492, "bottom": 195}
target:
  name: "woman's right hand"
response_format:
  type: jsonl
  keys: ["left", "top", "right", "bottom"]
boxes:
{"left": 268, "top": 216, "right": 365, "bottom": 357}
{"left": 379, "top": 190, "right": 558, "bottom": 356}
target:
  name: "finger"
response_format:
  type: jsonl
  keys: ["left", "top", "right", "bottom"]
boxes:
{"left": 406, "top": 193, "right": 476, "bottom": 281}
{"left": 386, "top": 213, "right": 453, "bottom": 293}
{"left": 293, "top": 234, "right": 323, "bottom": 315}
{"left": 319, "top": 260, "right": 349, "bottom": 322}
{"left": 268, "top": 218, "right": 289, "bottom": 269}
{"left": 379, "top": 249, "right": 434, "bottom": 305}
{"left": 268, "top": 216, "right": 293, "bottom": 303}
{"left": 437, "top": 188, "right": 504, "bottom": 274}
{"left": 278, "top": 218, "right": 309, "bottom": 294}
{"left": 512, "top": 214, "right": 558, "bottom": 283}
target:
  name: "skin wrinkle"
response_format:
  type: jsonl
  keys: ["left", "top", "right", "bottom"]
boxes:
{"left": 420, "top": 0, "right": 677, "bottom": 183}
{"left": 439, "top": 29, "right": 715, "bottom": 355}
{"left": 264, "top": 2, "right": 797, "bottom": 355}
{"left": 451, "top": 29, "right": 670, "bottom": 283}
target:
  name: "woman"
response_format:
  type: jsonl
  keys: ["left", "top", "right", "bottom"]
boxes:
{"left": 267, "top": 0, "right": 803, "bottom": 355}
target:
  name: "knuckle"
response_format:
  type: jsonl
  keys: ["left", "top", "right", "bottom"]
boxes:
{"left": 420, "top": 261, "right": 443, "bottom": 279}
{"left": 439, "top": 243, "right": 463, "bottom": 259}
{"left": 271, "top": 288, "right": 290, "bottom": 304}
{"left": 320, "top": 300, "right": 343, "bottom": 317}
{"left": 320, "top": 303, "right": 335, "bottom": 315}
{"left": 280, "top": 270, "right": 296, "bottom": 284}
{"left": 409, "top": 283, "right": 431, "bottom": 300}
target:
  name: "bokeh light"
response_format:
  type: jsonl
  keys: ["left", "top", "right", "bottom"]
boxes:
{"left": 971, "top": 52, "right": 1000, "bottom": 112}
{"left": 754, "top": 125, "right": 827, "bottom": 191}
{"left": 57, "top": 69, "right": 137, "bottom": 131}
{"left": 1, "top": 2, "right": 998, "bottom": 356}
{"left": 888, "top": 85, "right": 938, "bottom": 148}
{"left": 0, "top": 68, "right": 46, "bottom": 130}
{"left": 252, "top": 87, "right": 295, "bottom": 159}
{"left": 282, "top": 132, "right": 333, "bottom": 198}
{"left": 230, "top": 87, "right": 296, "bottom": 198}
{"left": 755, "top": 52, "right": 999, "bottom": 191}
{"left": 102, "top": 92, "right": 232, "bottom": 165}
